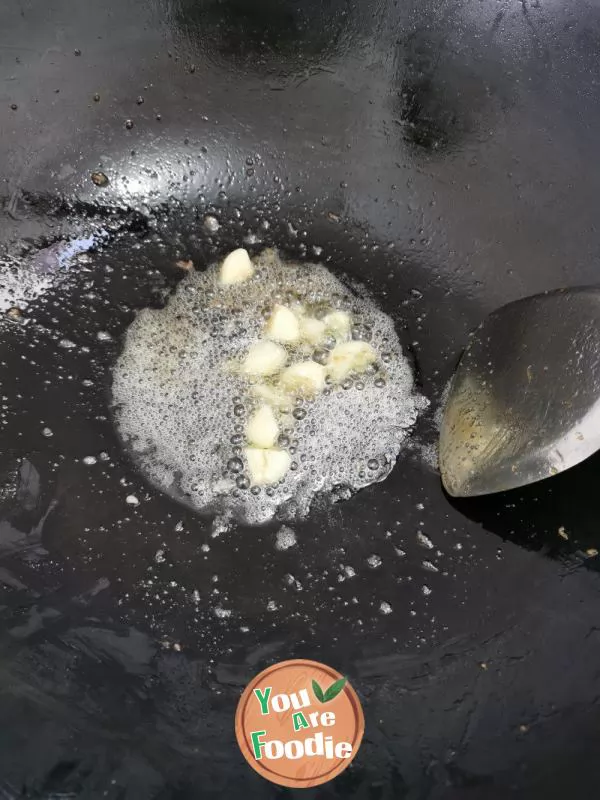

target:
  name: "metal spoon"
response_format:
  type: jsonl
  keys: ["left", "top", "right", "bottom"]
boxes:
{"left": 439, "top": 287, "right": 600, "bottom": 497}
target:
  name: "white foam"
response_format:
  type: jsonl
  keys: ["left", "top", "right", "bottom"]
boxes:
{"left": 112, "top": 248, "right": 425, "bottom": 524}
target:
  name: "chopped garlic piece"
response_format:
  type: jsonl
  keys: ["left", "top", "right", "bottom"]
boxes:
{"left": 241, "top": 341, "right": 287, "bottom": 377}
{"left": 327, "top": 340, "right": 377, "bottom": 383}
{"left": 323, "top": 310, "right": 352, "bottom": 342}
{"left": 250, "top": 383, "right": 293, "bottom": 411}
{"left": 219, "top": 248, "right": 254, "bottom": 285}
{"left": 299, "top": 316, "right": 326, "bottom": 345}
{"left": 279, "top": 360, "right": 326, "bottom": 395}
{"left": 246, "top": 404, "right": 279, "bottom": 448}
{"left": 266, "top": 305, "right": 300, "bottom": 343}
{"left": 245, "top": 447, "right": 291, "bottom": 486}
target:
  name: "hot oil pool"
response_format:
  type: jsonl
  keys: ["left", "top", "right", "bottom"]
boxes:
{"left": 111, "top": 248, "right": 427, "bottom": 524}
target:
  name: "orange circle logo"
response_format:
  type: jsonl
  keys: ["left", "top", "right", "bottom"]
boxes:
{"left": 235, "top": 659, "right": 364, "bottom": 788}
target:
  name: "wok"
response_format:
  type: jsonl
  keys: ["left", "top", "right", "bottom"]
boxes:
{"left": 2, "top": 0, "right": 600, "bottom": 797}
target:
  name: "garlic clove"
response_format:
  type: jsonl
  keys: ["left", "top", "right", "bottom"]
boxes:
{"left": 249, "top": 383, "right": 293, "bottom": 412}
{"left": 299, "top": 316, "right": 327, "bottom": 346}
{"left": 219, "top": 248, "right": 254, "bottom": 285}
{"left": 241, "top": 341, "right": 287, "bottom": 377}
{"left": 246, "top": 404, "right": 279, "bottom": 448}
{"left": 265, "top": 304, "right": 301, "bottom": 343}
{"left": 323, "top": 310, "right": 352, "bottom": 342}
{"left": 279, "top": 360, "right": 326, "bottom": 396}
{"left": 245, "top": 447, "right": 291, "bottom": 486}
{"left": 327, "top": 340, "right": 377, "bottom": 383}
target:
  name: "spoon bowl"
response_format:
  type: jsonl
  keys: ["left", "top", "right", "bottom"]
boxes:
{"left": 440, "top": 287, "right": 600, "bottom": 497}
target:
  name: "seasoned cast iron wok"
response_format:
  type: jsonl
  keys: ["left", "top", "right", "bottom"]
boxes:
{"left": 2, "top": 0, "right": 600, "bottom": 797}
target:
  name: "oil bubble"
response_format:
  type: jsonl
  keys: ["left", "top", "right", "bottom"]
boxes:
{"left": 112, "top": 248, "right": 425, "bottom": 524}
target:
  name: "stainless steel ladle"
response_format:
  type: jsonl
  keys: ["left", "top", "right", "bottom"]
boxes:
{"left": 440, "top": 287, "right": 600, "bottom": 497}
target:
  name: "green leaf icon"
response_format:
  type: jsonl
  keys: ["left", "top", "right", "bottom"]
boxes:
{"left": 323, "top": 677, "right": 347, "bottom": 702}
{"left": 312, "top": 677, "right": 347, "bottom": 703}
{"left": 312, "top": 679, "right": 325, "bottom": 703}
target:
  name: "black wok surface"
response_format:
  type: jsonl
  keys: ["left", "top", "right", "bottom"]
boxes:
{"left": 2, "top": 0, "right": 600, "bottom": 797}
